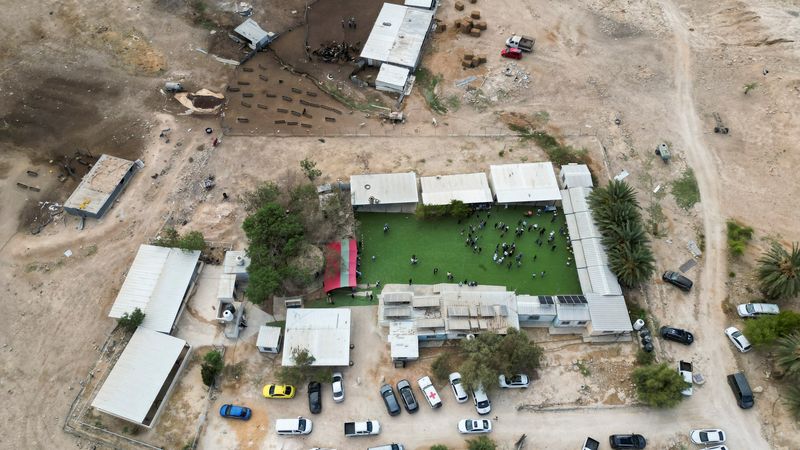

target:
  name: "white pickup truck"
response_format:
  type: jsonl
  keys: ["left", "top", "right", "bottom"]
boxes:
{"left": 344, "top": 420, "right": 381, "bottom": 437}
{"left": 678, "top": 360, "right": 693, "bottom": 396}
{"left": 505, "top": 35, "right": 535, "bottom": 52}
{"left": 417, "top": 376, "right": 442, "bottom": 408}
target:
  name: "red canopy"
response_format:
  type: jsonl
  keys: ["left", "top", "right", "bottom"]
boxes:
{"left": 323, "top": 239, "right": 358, "bottom": 292}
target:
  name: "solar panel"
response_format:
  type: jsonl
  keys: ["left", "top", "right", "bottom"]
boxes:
{"left": 447, "top": 305, "right": 470, "bottom": 317}
{"left": 539, "top": 296, "right": 554, "bottom": 305}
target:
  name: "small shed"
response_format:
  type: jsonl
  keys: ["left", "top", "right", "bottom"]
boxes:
{"left": 223, "top": 250, "right": 250, "bottom": 282}
{"left": 376, "top": 64, "right": 410, "bottom": 94}
{"left": 389, "top": 321, "right": 419, "bottom": 366}
{"left": 257, "top": 326, "right": 283, "bottom": 353}
{"left": 350, "top": 172, "right": 419, "bottom": 212}
{"left": 489, "top": 163, "right": 561, "bottom": 205}
{"left": 63, "top": 154, "right": 137, "bottom": 219}
{"left": 232, "top": 18, "right": 275, "bottom": 50}
{"left": 420, "top": 172, "right": 493, "bottom": 205}
{"left": 559, "top": 163, "right": 593, "bottom": 189}
{"left": 585, "top": 294, "right": 633, "bottom": 335}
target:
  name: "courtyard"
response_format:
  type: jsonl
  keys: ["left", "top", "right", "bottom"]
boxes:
{"left": 357, "top": 206, "right": 581, "bottom": 295}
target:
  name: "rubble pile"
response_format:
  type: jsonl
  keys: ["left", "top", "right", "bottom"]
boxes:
{"left": 312, "top": 41, "right": 360, "bottom": 63}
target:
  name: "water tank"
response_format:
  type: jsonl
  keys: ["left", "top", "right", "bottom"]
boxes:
{"left": 222, "top": 309, "right": 234, "bottom": 322}
{"left": 236, "top": 255, "right": 245, "bottom": 266}
{"left": 632, "top": 319, "right": 645, "bottom": 331}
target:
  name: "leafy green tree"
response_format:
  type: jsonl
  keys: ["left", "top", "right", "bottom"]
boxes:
{"left": 631, "top": 363, "right": 689, "bottom": 408}
{"left": 300, "top": 158, "right": 322, "bottom": 181}
{"left": 241, "top": 182, "right": 279, "bottom": 212}
{"left": 245, "top": 265, "right": 282, "bottom": 304}
{"left": 155, "top": 227, "right": 180, "bottom": 247}
{"left": 757, "top": 242, "right": 800, "bottom": 299}
{"left": 118, "top": 307, "right": 145, "bottom": 332}
{"left": 431, "top": 352, "right": 455, "bottom": 382}
{"left": 466, "top": 436, "right": 497, "bottom": 450}
{"left": 448, "top": 200, "right": 471, "bottom": 220}
{"left": 744, "top": 311, "right": 800, "bottom": 346}
{"left": 277, "top": 348, "right": 330, "bottom": 385}
{"left": 776, "top": 333, "right": 800, "bottom": 379}
{"left": 459, "top": 328, "right": 543, "bottom": 391}
{"left": 201, "top": 350, "right": 224, "bottom": 387}
{"left": 177, "top": 231, "right": 207, "bottom": 251}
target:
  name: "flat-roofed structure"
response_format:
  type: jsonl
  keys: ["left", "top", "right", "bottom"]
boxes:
{"left": 232, "top": 18, "right": 275, "bottom": 50}
{"left": 351, "top": 172, "right": 419, "bottom": 212}
{"left": 64, "top": 154, "right": 137, "bottom": 219}
{"left": 489, "top": 162, "right": 561, "bottom": 205}
{"left": 91, "top": 327, "right": 191, "bottom": 428}
{"left": 108, "top": 244, "right": 203, "bottom": 334}
{"left": 559, "top": 163, "right": 593, "bottom": 189}
{"left": 390, "top": 321, "right": 419, "bottom": 364}
{"left": 360, "top": 3, "right": 434, "bottom": 70}
{"left": 282, "top": 309, "right": 351, "bottom": 366}
{"left": 376, "top": 63, "right": 410, "bottom": 94}
{"left": 420, "top": 173, "right": 493, "bottom": 205}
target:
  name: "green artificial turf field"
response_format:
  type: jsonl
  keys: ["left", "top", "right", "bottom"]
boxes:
{"left": 356, "top": 206, "right": 581, "bottom": 295}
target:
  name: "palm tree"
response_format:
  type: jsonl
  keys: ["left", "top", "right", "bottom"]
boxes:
{"left": 608, "top": 241, "right": 656, "bottom": 287}
{"left": 602, "top": 221, "right": 647, "bottom": 251}
{"left": 757, "top": 242, "right": 800, "bottom": 299}
{"left": 776, "top": 333, "right": 800, "bottom": 379}
{"left": 606, "top": 179, "right": 638, "bottom": 204}
{"left": 784, "top": 384, "right": 800, "bottom": 420}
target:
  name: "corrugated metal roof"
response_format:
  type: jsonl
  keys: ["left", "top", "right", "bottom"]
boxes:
{"left": 420, "top": 173, "right": 493, "bottom": 205}
{"left": 574, "top": 211, "right": 602, "bottom": 239}
{"left": 282, "top": 309, "right": 351, "bottom": 366}
{"left": 571, "top": 239, "right": 588, "bottom": 269}
{"left": 351, "top": 172, "right": 419, "bottom": 206}
{"left": 565, "top": 213, "right": 579, "bottom": 239}
{"left": 360, "top": 4, "right": 434, "bottom": 69}
{"left": 92, "top": 328, "right": 188, "bottom": 424}
{"left": 64, "top": 154, "right": 135, "bottom": 215}
{"left": 412, "top": 296, "right": 440, "bottom": 308}
{"left": 556, "top": 303, "right": 591, "bottom": 321}
{"left": 517, "top": 301, "right": 557, "bottom": 316}
{"left": 385, "top": 305, "right": 414, "bottom": 317}
{"left": 559, "top": 164, "right": 593, "bottom": 188}
{"left": 233, "top": 18, "right": 275, "bottom": 48}
{"left": 448, "top": 318, "right": 471, "bottom": 330}
{"left": 416, "top": 318, "right": 446, "bottom": 328}
{"left": 569, "top": 187, "right": 593, "bottom": 213}
{"left": 577, "top": 267, "right": 591, "bottom": 294}
{"left": 580, "top": 237, "right": 609, "bottom": 268}
{"left": 448, "top": 305, "right": 470, "bottom": 317}
{"left": 586, "top": 294, "right": 632, "bottom": 332}
{"left": 490, "top": 163, "right": 561, "bottom": 203}
{"left": 376, "top": 63, "right": 410, "bottom": 90}
{"left": 382, "top": 291, "right": 413, "bottom": 304}
{"left": 108, "top": 245, "right": 201, "bottom": 334}
{"left": 560, "top": 189, "right": 573, "bottom": 214}
{"left": 257, "top": 326, "right": 282, "bottom": 348}
{"left": 390, "top": 321, "right": 419, "bottom": 359}
{"left": 586, "top": 264, "right": 623, "bottom": 296}
{"left": 404, "top": 0, "right": 434, "bottom": 8}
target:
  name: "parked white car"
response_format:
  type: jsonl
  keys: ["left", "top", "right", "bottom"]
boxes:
{"left": 737, "top": 303, "right": 780, "bottom": 318}
{"left": 332, "top": 372, "right": 344, "bottom": 403}
{"left": 498, "top": 374, "right": 529, "bottom": 388}
{"left": 458, "top": 418, "right": 492, "bottom": 434}
{"left": 472, "top": 385, "right": 491, "bottom": 415}
{"left": 690, "top": 428, "right": 726, "bottom": 445}
{"left": 678, "top": 361, "right": 693, "bottom": 396}
{"left": 449, "top": 372, "right": 469, "bottom": 403}
{"left": 725, "top": 327, "right": 752, "bottom": 353}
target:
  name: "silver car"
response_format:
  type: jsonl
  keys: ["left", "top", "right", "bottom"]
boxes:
{"left": 724, "top": 327, "right": 752, "bottom": 353}
{"left": 449, "top": 372, "right": 469, "bottom": 403}
{"left": 332, "top": 372, "right": 344, "bottom": 403}
{"left": 736, "top": 303, "right": 779, "bottom": 318}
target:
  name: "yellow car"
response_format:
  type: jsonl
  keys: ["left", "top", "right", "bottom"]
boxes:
{"left": 262, "top": 384, "right": 296, "bottom": 399}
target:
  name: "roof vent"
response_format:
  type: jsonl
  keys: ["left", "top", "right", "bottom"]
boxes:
{"left": 382, "top": 21, "right": 392, "bottom": 26}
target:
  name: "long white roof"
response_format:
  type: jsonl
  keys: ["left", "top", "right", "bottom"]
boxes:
{"left": 360, "top": 3, "right": 434, "bottom": 68}
{"left": 108, "top": 244, "right": 201, "bottom": 333}
{"left": 351, "top": 172, "right": 419, "bottom": 206}
{"left": 586, "top": 294, "right": 632, "bottom": 332}
{"left": 574, "top": 211, "right": 602, "bottom": 240}
{"left": 64, "top": 154, "right": 135, "bottom": 215}
{"left": 572, "top": 237, "right": 609, "bottom": 269}
{"left": 490, "top": 163, "right": 561, "bottom": 203}
{"left": 282, "top": 309, "right": 351, "bottom": 366}
{"left": 568, "top": 187, "right": 593, "bottom": 214}
{"left": 586, "top": 264, "right": 623, "bottom": 296}
{"left": 92, "top": 328, "right": 188, "bottom": 424}
{"left": 420, "top": 173, "right": 493, "bottom": 205}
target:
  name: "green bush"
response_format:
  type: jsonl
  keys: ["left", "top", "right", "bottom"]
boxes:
{"left": 632, "top": 363, "right": 689, "bottom": 408}
{"left": 636, "top": 349, "right": 656, "bottom": 365}
{"left": 466, "top": 436, "right": 497, "bottom": 450}
{"left": 154, "top": 227, "right": 206, "bottom": 251}
{"left": 431, "top": 445, "right": 449, "bottom": 450}
{"left": 726, "top": 220, "right": 753, "bottom": 257}
{"left": 415, "top": 200, "right": 471, "bottom": 220}
{"left": 118, "top": 307, "right": 145, "bottom": 332}
{"left": 201, "top": 350, "right": 224, "bottom": 387}
{"left": 743, "top": 311, "right": 800, "bottom": 346}
{"left": 671, "top": 169, "right": 700, "bottom": 210}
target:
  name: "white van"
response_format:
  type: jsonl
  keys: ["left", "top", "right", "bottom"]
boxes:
{"left": 417, "top": 376, "right": 443, "bottom": 408}
{"left": 275, "top": 416, "right": 313, "bottom": 435}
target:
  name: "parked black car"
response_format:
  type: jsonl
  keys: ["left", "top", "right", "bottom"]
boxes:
{"left": 728, "top": 372, "right": 754, "bottom": 409}
{"left": 308, "top": 381, "right": 322, "bottom": 414}
{"left": 380, "top": 383, "right": 402, "bottom": 416}
{"left": 662, "top": 271, "right": 693, "bottom": 291}
{"left": 396, "top": 379, "right": 419, "bottom": 413}
{"left": 660, "top": 326, "right": 694, "bottom": 345}
{"left": 609, "top": 434, "right": 647, "bottom": 449}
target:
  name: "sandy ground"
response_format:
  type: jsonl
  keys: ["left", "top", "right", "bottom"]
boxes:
{"left": 1, "top": 0, "right": 800, "bottom": 448}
